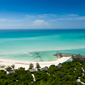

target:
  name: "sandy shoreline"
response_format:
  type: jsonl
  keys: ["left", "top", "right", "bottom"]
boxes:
{"left": 0, "top": 56, "right": 72, "bottom": 70}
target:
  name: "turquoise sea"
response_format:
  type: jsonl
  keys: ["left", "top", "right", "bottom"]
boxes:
{"left": 0, "top": 29, "right": 85, "bottom": 61}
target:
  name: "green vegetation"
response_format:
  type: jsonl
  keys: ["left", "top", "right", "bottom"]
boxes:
{"left": 29, "top": 63, "right": 34, "bottom": 69}
{"left": 11, "top": 65, "right": 15, "bottom": 69}
{"left": 5, "top": 66, "right": 12, "bottom": 71}
{"left": 0, "top": 58, "right": 85, "bottom": 85}
{"left": 80, "top": 75, "right": 85, "bottom": 83}
{"left": 36, "top": 63, "right": 41, "bottom": 69}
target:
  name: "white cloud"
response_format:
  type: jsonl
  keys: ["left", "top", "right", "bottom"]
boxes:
{"left": 58, "top": 18, "right": 73, "bottom": 20}
{"left": 8, "top": 24, "right": 22, "bottom": 26}
{"left": 26, "top": 15, "right": 36, "bottom": 19}
{"left": 51, "top": 16, "right": 85, "bottom": 21}
{"left": 26, "top": 13, "right": 78, "bottom": 20}
{"left": 26, "top": 14, "right": 57, "bottom": 19}
{"left": 66, "top": 13, "right": 78, "bottom": 17}
{"left": 38, "top": 15, "right": 45, "bottom": 18}
{"left": 0, "top": 19, "right": 6, "bottom": 21}
{"left": 33, "top": 20, "right": 49, "bottom": 26}
{"left": 75, "top": 16, "right": 85, "bottom": 20}
{"left": 0, "top": 18, "right": 24, "bottom": 22}
{"left": 0, "top": 13, "right": 84, "bottom": 29}
{"left": 8, "top": 19, "right": 24, "bottom": 22}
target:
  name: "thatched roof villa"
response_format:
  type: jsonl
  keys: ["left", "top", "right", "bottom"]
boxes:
{"left": 72, "top": 54, "right": 85, "bottom": 60}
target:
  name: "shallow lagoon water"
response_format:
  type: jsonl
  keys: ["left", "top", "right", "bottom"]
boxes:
{"left": 0, "top": 29, "right": 85, "bottom": 61}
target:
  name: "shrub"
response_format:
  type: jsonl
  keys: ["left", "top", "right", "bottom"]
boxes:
{"left": 5, "top": 66, "right": 12, "bottom": 71}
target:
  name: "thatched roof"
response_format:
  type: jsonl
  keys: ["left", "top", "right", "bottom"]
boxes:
{"left": 29, "top": 69, "right": 36, "bottom": 72}
{"left": 40, "top": 68, "right": 48, "bottom": 71}
{"left": 57, "top": 65, "right": 63, "bottom": 68}
{"left": 7, "top": 70, "right": 15, "bottom": 74}
{"left": 72, "top": 54, "right": 85, "bottom": 60}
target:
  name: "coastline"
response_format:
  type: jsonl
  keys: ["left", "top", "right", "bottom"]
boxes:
{"left": 0, "top": 48, "right": 81, "bottom": 62}
{"left": 0, "top": 56, "right": 71, "bottom": 70}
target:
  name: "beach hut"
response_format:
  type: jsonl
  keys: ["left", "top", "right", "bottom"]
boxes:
{"left": 40, "top": 68, "right": 48, "bottom": 71}
{"left": 29, "top": 69, "right": 36, "bottom": 73}
{"left": 72, "top": 55, "right": 77, "bottom": 59}
{"left": 57, "top": 65, "right": 63, "bottom": 68}
{"left": 72, "top": 54, "right": 85, "bottom": 61}
{"left": 6, "top": 70, "right": 15, "bottom": 75}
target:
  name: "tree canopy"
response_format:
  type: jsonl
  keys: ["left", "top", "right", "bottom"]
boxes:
{"left": 0, "top": 58, "right": 85, "bottom": 85}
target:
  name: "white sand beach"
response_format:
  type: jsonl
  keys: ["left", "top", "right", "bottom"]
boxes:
{"left": 0, "top": 56, "right": 71, "bottom": 70}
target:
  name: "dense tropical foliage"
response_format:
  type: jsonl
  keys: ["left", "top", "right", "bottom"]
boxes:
{"left": 0, "top": 58, "right": 85, "bottom": 85}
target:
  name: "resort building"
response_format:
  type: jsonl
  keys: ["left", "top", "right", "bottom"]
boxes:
{"left": 72, "top": 54, "right": 85, "bottom": 60}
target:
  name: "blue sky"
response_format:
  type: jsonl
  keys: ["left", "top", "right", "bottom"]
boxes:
{"left": 0, "top": 0, "right": 85, "bottom": 29}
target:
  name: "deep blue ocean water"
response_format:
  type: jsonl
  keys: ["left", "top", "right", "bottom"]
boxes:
{"left": 0, "top": 29, "right": 85, "bottom": 61}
